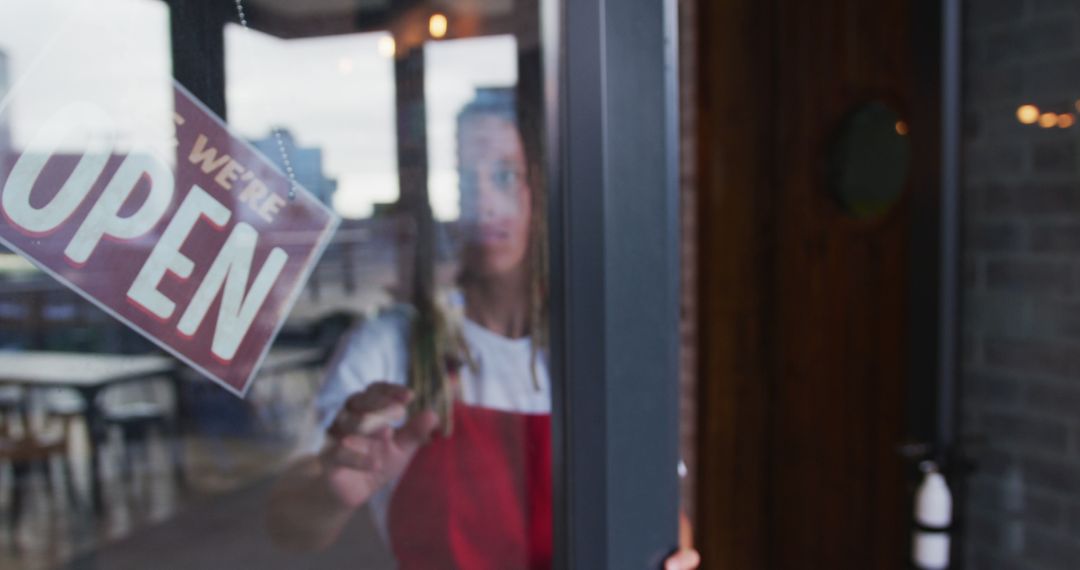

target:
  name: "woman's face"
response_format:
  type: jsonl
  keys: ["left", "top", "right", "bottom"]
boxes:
{"left": 458, "top": 115, "right": 531, "bottom": 278}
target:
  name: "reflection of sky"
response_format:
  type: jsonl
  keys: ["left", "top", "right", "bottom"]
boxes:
{"left": 425, "top": 36, "right": 517, "bottom": 221}
{"left": 0, "top": 0, "right": 516, "bottom": 221}
{"left": 225, "top": 25, "right": 399, "bottom": 220}
{"left": 0, "top": 0, "right": 172, "bottom": 157}
{"left": 228, "top": 29, "right": 516, "bottom": 220}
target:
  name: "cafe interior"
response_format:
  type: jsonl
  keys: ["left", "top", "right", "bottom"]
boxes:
{"left": 4, "top": 0, "right": 1080, "bottom": 568}
{"left": 0, "top": 0, "right": 529, "bottom": 567}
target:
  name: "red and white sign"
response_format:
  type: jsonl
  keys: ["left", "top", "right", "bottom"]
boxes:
{"left": 0, "top": 82, "right": 339, "bottom": 396}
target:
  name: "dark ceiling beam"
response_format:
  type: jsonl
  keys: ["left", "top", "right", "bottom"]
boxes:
{"left": 166, "top": 0, "right": 231, "bottom": 118}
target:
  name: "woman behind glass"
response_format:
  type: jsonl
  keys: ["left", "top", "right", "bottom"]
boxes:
{"left": 267, "top": 88, "right": 698, "bottom": 570}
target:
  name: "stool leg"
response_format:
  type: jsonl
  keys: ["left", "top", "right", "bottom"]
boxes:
{"left": 61, "top": 456, "right": 80, "bottom": 509}
{"left": 134, "top": 438, "right": 149, "bottom": 499}
{"left": 167, "top": 419, "right": 186, "bottom": 490}
{"left": 121, "top": 430, "right": 135, "bottom": 485}
{"left": 9, "top": 463, "right": 27, "bottom": 543}
{"left": 39, "top": 460, "right": 55, "bottom": 505}
{"left": 4, "top": 463, "right": 13, "bottom": 545}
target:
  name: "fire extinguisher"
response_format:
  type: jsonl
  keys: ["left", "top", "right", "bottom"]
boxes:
{"left": 912, "top": 461, "right": 953, "bottom": 569}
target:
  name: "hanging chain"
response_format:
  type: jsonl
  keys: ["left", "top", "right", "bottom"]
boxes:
{"left": 233, "top": 0, "right": 299, "bottom": 201}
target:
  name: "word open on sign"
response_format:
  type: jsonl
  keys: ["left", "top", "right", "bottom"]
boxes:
{"left": 0, "top": 83, "right": 339, "bottom": 396}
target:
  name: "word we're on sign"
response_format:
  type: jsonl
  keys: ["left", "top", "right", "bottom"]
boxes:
{"left": 0, "top": 83, "right": 339, "bottom": 395}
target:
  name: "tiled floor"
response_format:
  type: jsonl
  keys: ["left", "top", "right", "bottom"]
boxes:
{"left": 0, "top": 367, "right": 323, "bottom": 570}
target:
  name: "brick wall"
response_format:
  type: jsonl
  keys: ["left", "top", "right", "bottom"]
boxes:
{"left": 962, "top": 1, "right": 1080, "bottom": 568}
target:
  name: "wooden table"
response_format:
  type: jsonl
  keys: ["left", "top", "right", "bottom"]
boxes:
{"left": 0, "top": 351, "right": 177, "bottom": 513}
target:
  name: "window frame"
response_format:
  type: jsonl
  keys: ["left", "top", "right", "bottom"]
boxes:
{"left": 548, "top": 0, "right": 683, "bottom": 567}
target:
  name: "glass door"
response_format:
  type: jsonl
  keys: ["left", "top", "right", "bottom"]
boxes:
{"left": 0, "top": 0, "right": 681, "bottom": 567}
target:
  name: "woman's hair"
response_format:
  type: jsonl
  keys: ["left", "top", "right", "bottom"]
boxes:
{"left": 406, "top": 82, "right": 548, "bottom": 435}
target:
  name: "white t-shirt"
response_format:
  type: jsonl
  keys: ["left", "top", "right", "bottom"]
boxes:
{"left": 313, "top": 305, "right": 551, "bottom": 541}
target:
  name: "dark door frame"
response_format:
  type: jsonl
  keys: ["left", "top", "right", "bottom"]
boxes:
{"left": 550, "top": 0, "right": 683, "bottom": 568}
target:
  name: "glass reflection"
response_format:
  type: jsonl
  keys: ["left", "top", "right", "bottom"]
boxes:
{"left": 269, "top": 55, "right": 555, "bottom": 568}
{"left": 0, "top": 0, "right": 553, "bottom": 568}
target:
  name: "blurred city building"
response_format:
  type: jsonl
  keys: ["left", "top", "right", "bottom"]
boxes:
{"left": 0, "top": 49, "right": 11, "bottom": 160}
{"left": 249, "top": 129, "right": 338, "bottom": 207}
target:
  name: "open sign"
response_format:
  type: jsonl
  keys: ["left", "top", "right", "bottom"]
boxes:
{"left": 0, "top": 83, "right": 339, "bottom": 395}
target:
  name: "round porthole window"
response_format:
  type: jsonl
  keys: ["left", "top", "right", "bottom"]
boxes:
{"left": 827, "top": 102, "right": 911, "bottom": 219}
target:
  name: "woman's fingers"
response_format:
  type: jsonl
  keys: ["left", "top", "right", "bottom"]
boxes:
{"left": 679, "top": 510, "right": 694, "bottom": 549}
{"left": 669, "top": 511, "right": 699, "bottom": 569}
{"left": 323, "top": 385, "right": 438, "bottom": 481}
{"left": 393, "top": 409, "right": 440, "bottom": 456}
{"left": 344, "top": 382, "right": 412, "bottom": 414}
{"left": 329, "top": 383, "right": 412, "bottom": 438}
{"left": 664, "top": 549, "right": 701, "bottom": 570}
{"left": 340, "top": 434, "right": 372, "bottom": 455}
{"left": 328, "top": 407, "right": 394, "bottom": 439}
{"left": 320, "top": 437, "right": 377, "bottom": 472}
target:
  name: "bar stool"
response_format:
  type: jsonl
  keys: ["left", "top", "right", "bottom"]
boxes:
{"left": 0, "top": 399, "right": 79, "bottom": 541}
{"left": 99, "top": 380, "right": 184, "bottom": 491}
{"left": 104, "top": 400, "right": 174, "bottom": 483}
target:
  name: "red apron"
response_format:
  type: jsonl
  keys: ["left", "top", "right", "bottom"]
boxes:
{"left": 387, "top": 402, "right": 552, "bottom": 570}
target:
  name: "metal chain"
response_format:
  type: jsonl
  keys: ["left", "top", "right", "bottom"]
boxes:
{"left": 233, "top": 0, "right": 299, "bottom": 201}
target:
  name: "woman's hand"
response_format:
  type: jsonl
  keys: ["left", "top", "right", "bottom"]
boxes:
{"left": 319, "top": 382, "right": 439, "bottom": 509}
{"left": 665, "top": 549, "right": 701, "bottom": 570}
{"left": 267, "top": 382, "right": 439, "bottom": 551}
{"left": 664, "top": 510, "right": 701, "bottom": 570}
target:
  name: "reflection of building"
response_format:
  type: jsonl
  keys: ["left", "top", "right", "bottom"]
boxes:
{"left": 456, "top": 87, "right": 515, "bottom": 216}
{"left": 250, "top": 129, "right": 337, "bottom": 206}
{"left": 0, "top": 49, "right": 11, "bottom": 159}
{"left": 458, "top": 86, "right": 515, "bottom": 123}
{"left": 0, "top": 49, "right": 12, "bottom": 255}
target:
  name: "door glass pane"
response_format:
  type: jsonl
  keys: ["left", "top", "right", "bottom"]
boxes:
{"left": 0, "top": 0, "right": 552, "bottom": 567}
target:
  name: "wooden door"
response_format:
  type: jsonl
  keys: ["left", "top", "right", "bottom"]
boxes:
{"left": 694, "top": 0, "right": 926, "bottom": 567}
